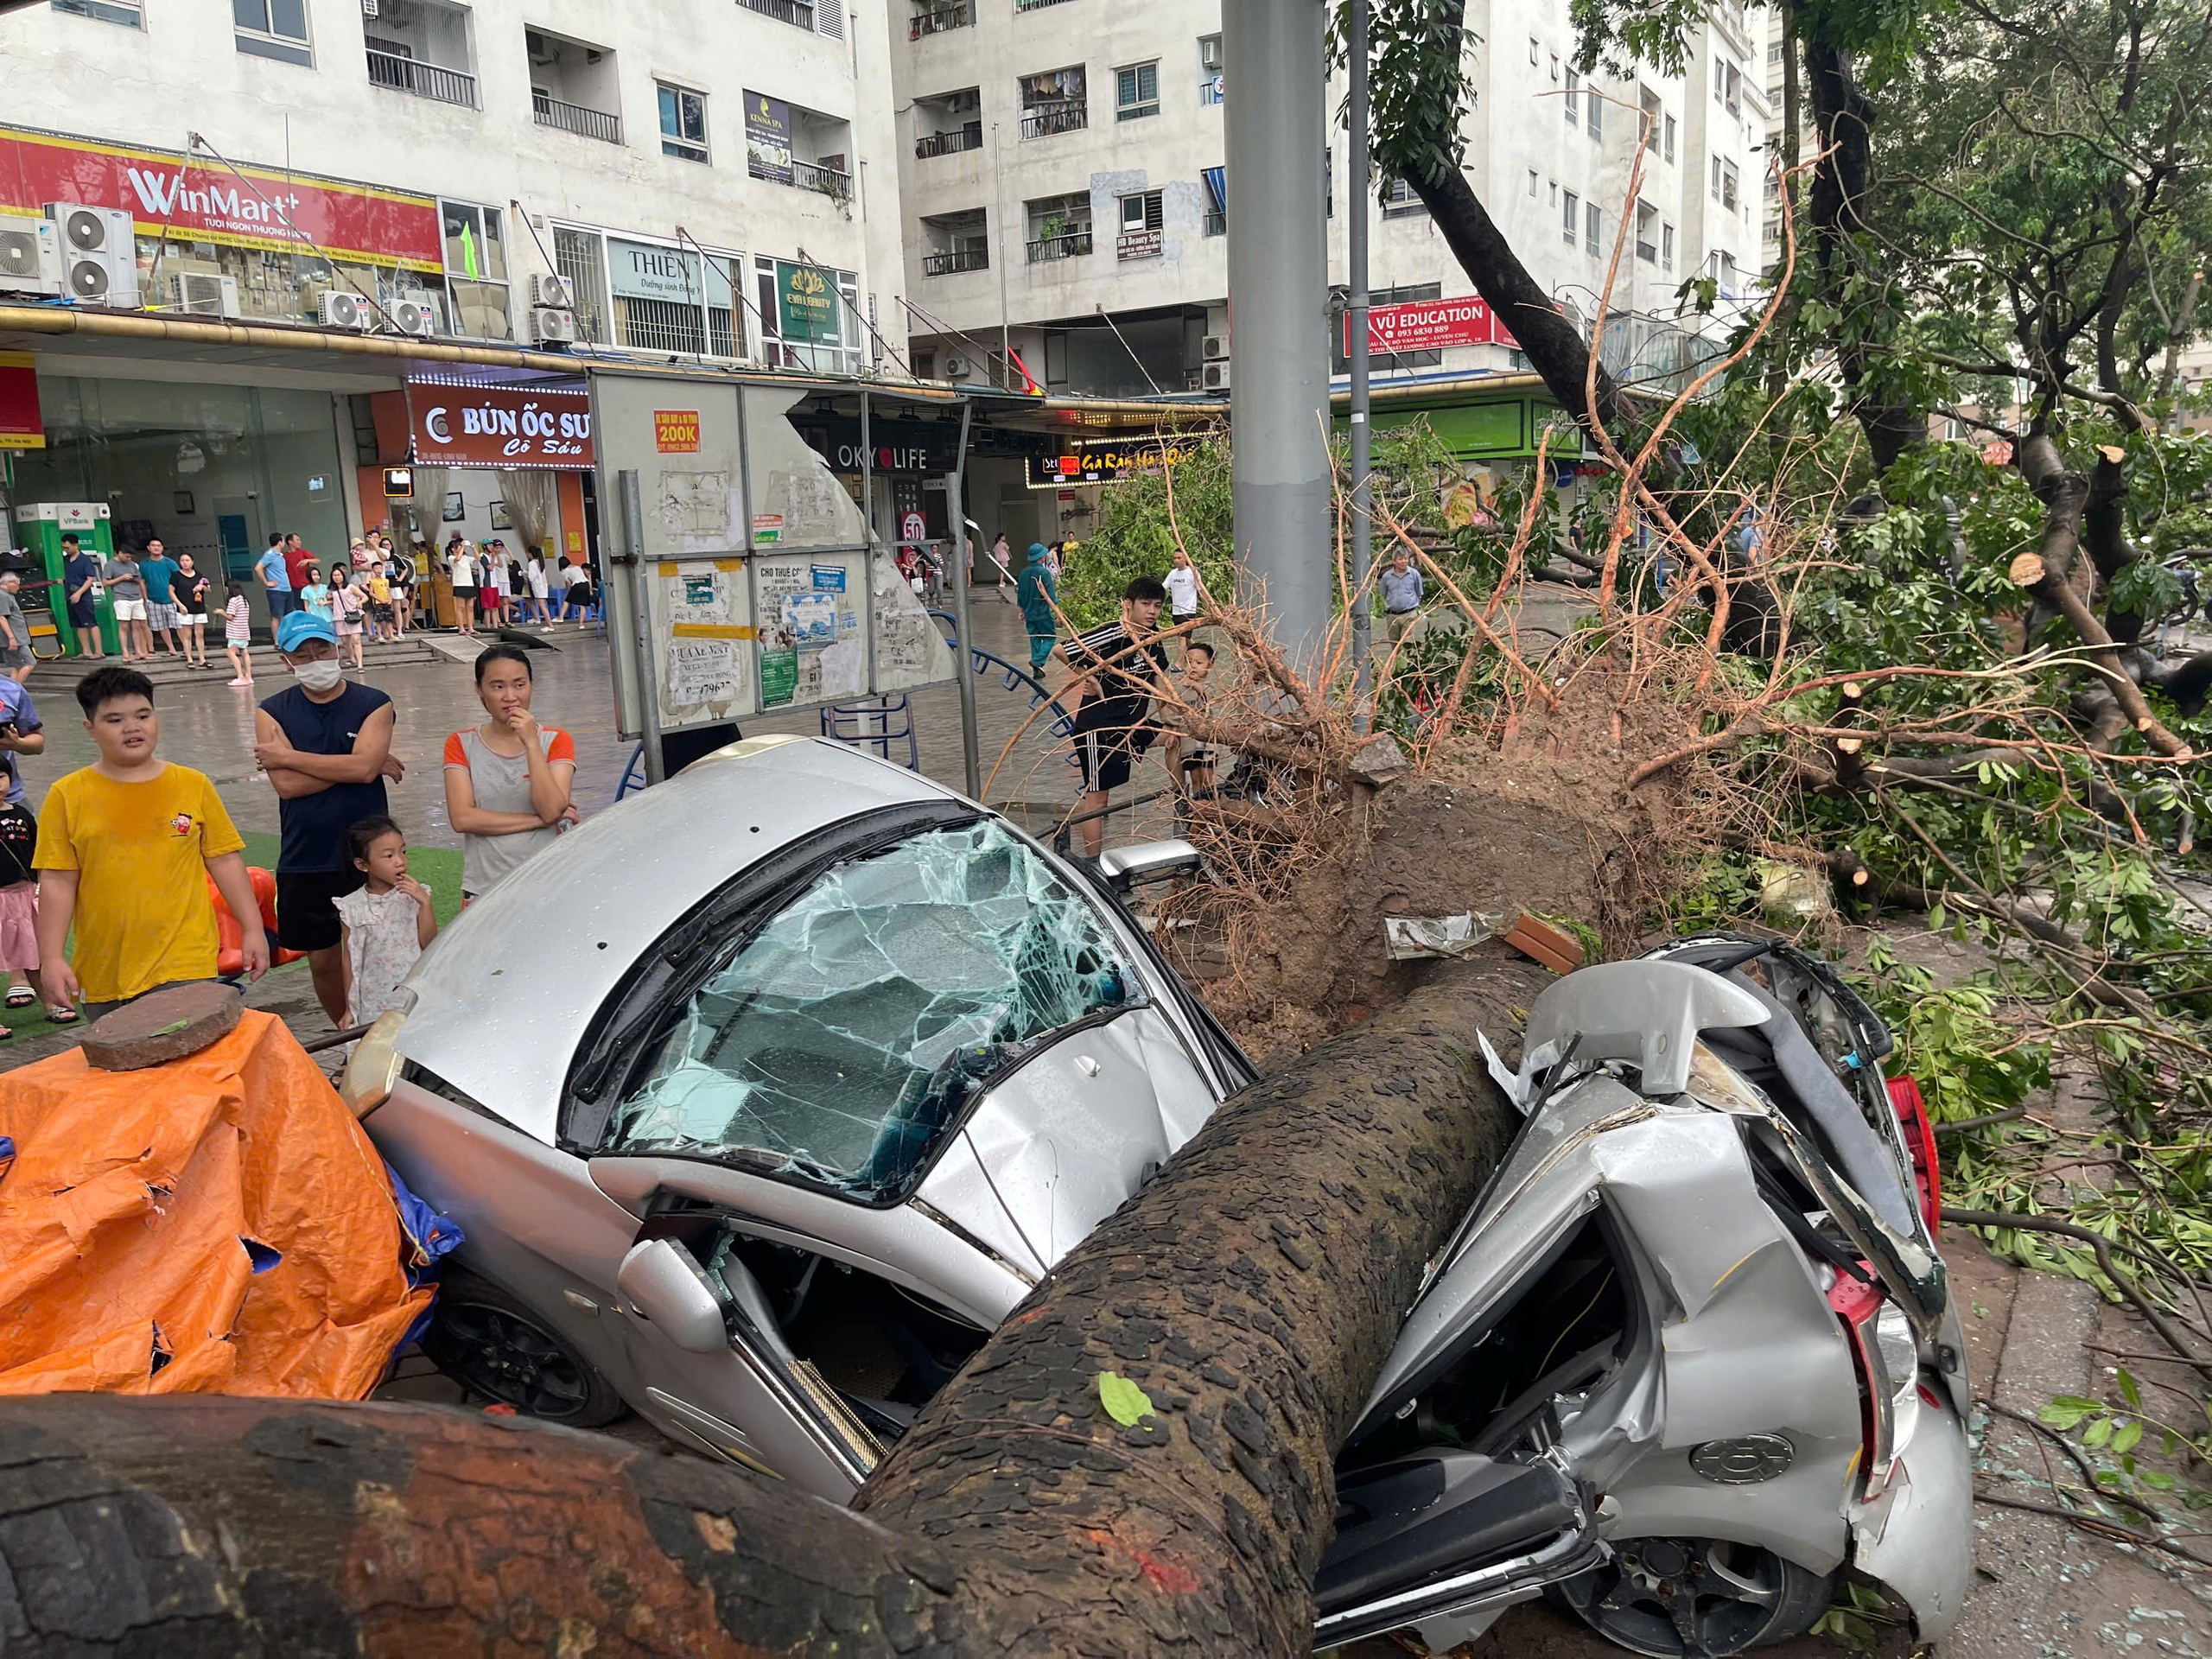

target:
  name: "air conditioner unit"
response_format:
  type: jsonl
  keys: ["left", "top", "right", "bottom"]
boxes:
{"left": 528, "top": 271, "right": 575, "bottom": 308}
{"left": 0, "top": 221, "right": 61, "bottom": 296}
{"left": 43, "top": 203, "right": 138, "bottom": 308}
{"left": 1201, "top": 333, "right": 1229, "bottom": 360}
{"left": 165, "top": 270, "right": 241, "bottom": 319}
{"left": 318, "top": 289, "right": 374, "bottom": 330}
{"left": 529, "top": 306, "right": 578, "bottom": 345}
{"left": 1201, "top": 360, "right": 1230, "bottom": 391}
{"left": 1200, "top": 35, "right": 1224, "bottom": 71}
{"left": 941, "top": 353, "right": 971, "bottom": 379}
{"left": 361, "top": 0, "right": 378, "bottom": 13}
{"left": 387, "top": 296, "right": 438, "bottom": 337}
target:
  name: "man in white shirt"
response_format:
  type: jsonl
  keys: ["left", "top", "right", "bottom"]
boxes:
{"left": 1164, "top": 546, "right": 1203, "bottom": 626}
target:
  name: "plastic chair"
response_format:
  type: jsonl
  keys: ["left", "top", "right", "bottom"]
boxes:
{"left": 615, "top": 741, "right": 648, "bottom": 799}
{"left": 821, "top": 694, "right": 918, "bottom": 770}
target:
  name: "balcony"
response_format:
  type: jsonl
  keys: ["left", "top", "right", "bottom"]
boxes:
{"left": 1026, "top": 231, "right": 1091, "bottom": 263}
{"left": 739, "top": 0, "right": 815, "bottom": 26}
{"left": 923, "top": 246, "right": 988, "bottom": 276}
{"left": 1020, "top": 101, "right": 1087, "bottom": 139}
{"left": 916, "top": 123, "right": 983, "bottom": 159}
{"left": 534, "top": 89, "right": 622, "bottom": 143}
{"left": 794, "top": 160, "right": 854, "bottom": 203}
{"left": 909, "top": 2, "right": 969, "bottom": 37}
{"left": 365, "top": 48, "right": 479, "bottom": 107}
{"left": 1014, "top": 0, "right": 1077, "bottom": 9}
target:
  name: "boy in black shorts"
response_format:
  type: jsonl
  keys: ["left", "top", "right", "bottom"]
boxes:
{"left": 1060, "top": 575, "right": 1169, "bottom": 861}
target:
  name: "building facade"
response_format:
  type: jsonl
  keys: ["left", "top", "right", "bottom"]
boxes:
{"left": 886, "top": 0, "right": 1770, "bottom": 408}
{"left": 1, "top": 0, "right": 909, "bottom": 594}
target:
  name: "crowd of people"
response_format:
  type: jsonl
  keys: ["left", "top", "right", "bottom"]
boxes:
{"left": 442, "top": 534, "right": 594, "bottom": 636}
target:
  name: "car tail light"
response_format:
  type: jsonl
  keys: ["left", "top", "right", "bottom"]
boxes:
{"left": 1887, "top": 1074, "right": 1941, "bottom": 1232}
{"left": 1828, "top": 1274, "right": 1922, "bottom": 1500}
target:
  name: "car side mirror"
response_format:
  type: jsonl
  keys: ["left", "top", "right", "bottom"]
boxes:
{"left": 615, "top": 1238, "right": 729, "bottom": 1353}
{"left": 1094, "top": 838, "right": 1204, "bottom": 892}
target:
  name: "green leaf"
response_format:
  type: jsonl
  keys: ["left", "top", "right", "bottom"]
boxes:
{"left": 1098, "top": 1370, "right": 1155, "bottom": 1427}
{"left": 2084, "top": 1416, "right": 2115, "bottom": 1448}
{"left": 2041, "top": 1397, "right": 2099, "bottom": 1428}
{"left": 2118, "top": 1368, "right": 2143, "bottom": 1409}
{"left": 1928, "top": 901, "right": 1948, "bottom": 931}
{"left": 2113, "top": 1420, "right": 2144, "bottom": 1454}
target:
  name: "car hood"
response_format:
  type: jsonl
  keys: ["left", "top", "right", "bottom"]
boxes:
{"left": 396, "top": 737, "right": 963, "bottom": 1145}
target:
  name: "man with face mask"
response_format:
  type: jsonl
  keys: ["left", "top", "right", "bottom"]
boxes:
{"left": 253, "top": 609, "right": 404, "bottom": 1026}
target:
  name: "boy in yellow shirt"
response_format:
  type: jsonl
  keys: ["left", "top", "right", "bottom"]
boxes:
{"left": 34, "top": 665, "right": 270, "bottom": 1020}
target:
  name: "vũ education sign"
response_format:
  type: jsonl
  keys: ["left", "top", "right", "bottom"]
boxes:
{"left": 1345, "top": 295, "right": 1520, "bottom": 354}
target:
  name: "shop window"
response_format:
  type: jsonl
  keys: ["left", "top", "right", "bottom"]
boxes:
{"left": 441, "top": 200, "right": 511, "bottom": 340}
{"left": 52, "top": 0, "right": 142, "bottom": 25}
{"left": 235, "top": 0, "right": 311, "bottom": 65}
{"left": 1116, "top": 61, "right": 1160, "bottom": 121}
{"left": 659, "top": 83, "right": 709, "bottom": 163}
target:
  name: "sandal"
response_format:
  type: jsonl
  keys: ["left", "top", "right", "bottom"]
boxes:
{"left": 44, "top": 1005, "right": 75, "bottom": 1024}
{"left": 5, "top": 988, "right": 34, "bottom": 1008}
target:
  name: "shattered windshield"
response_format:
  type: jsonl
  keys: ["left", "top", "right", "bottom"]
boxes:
{"left": 604, "top": 820, "right": 1142, "bottom": 1202}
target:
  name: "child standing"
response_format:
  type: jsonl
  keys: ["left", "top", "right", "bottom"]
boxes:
{"left": 33, "top": 665, "right": 268, "bottom": 1020}
{"left": 1165, "top": 639, "right": 1219, "bottom": 797}
{"left": 332, "top": 815, "right": 436, "bottom": 1028}
{"left": 223, "top": 583, "right": 255, "bottom": 686}
{"left": 365, "top": 563, "right": 392, "bottom": 642}
{"left": 300, "top": 566, "right": 331, "bottom": 620}
{"left": 331, "top": 569, "right": 367, "bottom": 671}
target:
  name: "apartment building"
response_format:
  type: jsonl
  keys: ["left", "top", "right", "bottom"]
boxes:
{"left": 2, "top": 0, "right": 906, "bottom": 574}
{"left": 886, "top": 0, "right": 1769, "bottom": 402}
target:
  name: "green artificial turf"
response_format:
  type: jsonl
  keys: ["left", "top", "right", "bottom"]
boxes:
{"left": 0, "top": 834, "right": 465, "bottom": 1047}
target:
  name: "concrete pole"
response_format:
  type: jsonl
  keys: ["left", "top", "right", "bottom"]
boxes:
{"left": 1224, "top": 0, "right": 1332, "bottom": 671}
{"left": 1347, "top": 0, "right": 1373, "bottom": 730}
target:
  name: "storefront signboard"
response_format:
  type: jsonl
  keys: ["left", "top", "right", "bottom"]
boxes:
{"left": 0, "top": 353, "right": 42, "bottom": 450}
{"left": 1345, "top": 295, "right": 1518, "bottom": 355}
{"left": 0, "top": 124, "right": 442, "bottom": 270}
{"left": 801, "top": 412, "right": 961, "bottom": 475}
{"left": 1026, "top": 435, "right": 1195, "bottom": 487}
{"left": 654, "top": 410, "right": 702, "bottom": 453}
{"left": 408, "top": 380, "right": 594, "bottom": 469}
{"left": 745, "top": 94, "right": 793, "bottom": 186}
{"left": 608, "top": 239, "right": 703, "bottom": 305}
{"left": 776, "top": 261, "right": 841, "bottom": 345}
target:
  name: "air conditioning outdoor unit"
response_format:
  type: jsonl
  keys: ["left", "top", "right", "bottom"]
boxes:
{"left": 43, "top": 203, "right": 138, "bottom": 308}
{"left": 318, "top": 289, "right": 375, "bottom": 330}
{"left": 1201, "top": 360, "right": 1231, "bottom": 391}
{"left": 529, "top": 306, "right": 578, "bottom": 345}
{"left": 0, "top": 220, "right": 61, "bottom": 296}
{"left": 1201, "top": 333, "right": 1229, "bottom": 360}
{"left": 528, "top": 271, "right": 575, "bottom": 308}
{"left": 387, "top": 295, "right": 438, "bottom": 336}
{"left": 360, "top": 0, "right": 379, "bottom": 14}
{"left": 941, "top": 353, "right": 971, "bottom": 379}
{"left": 165, "top": 270, "right": 241, "bottom": 319}
{"left": 1200, "top": 35, "right": 1224, "bottom": 71}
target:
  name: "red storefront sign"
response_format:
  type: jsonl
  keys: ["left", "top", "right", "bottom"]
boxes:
{"left": 0, "top": 124, "right": 442, "bottom": 270}
{"left": 1345, "top": 295, "right": 1519, "bottom": 354}
{"left": 407, "top": 381, "right": 594, "bottom": 469}
{"left": 0, "top": 353, "right": 41, "bottom": 450}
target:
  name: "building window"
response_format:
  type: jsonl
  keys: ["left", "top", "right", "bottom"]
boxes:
{"left": 1719, "top": 158, "right": 1739, "bottom": 213}
{"left": 1116, "top": 60, "right": 1160, "bottom": 120}
{"left": 1664, "top": 113, "right": 1676, "bottom": 162}
{"left": 1662, "top": 222, "right": 1675, "bottom": 270}
{"left": 1527, "top": 168, "right": 1539, "bottom": 196}
{"left": 1528, "top": 35, "right": 1538, "bottom": 64}
{"left": 1723, "top": 63, "right": 1742, "bottom": 115}
{"left": 1561, "top": 189, "right": 1579, "bottom": 245}
{"left": 920, "top": 210, "right": 990, "bottom": 275}
{"left": 52, "top": 0, "right": 141, "bottom": 25}
{"left": 1382, "top": 176, "right": 1427, "bottom": 219}
{"left": 754, "top": 254, "right": 858, "bottom": 373}
{"left": 1198, "top": 33, "right": 1224, "bottom": 104}
{"left": 1587, "top": 82, "right": 1604, "bottom": 139}
{"left": 1549, "top": 52, "right": 1560, "bottom": 81}
{"left": 658, "top": 84, "right": 709, "bottom": 162}
{"left": 1117, "top": 190, "right": 1163, "bottom": 259}
{"left": 1768, "top": 40, "right": 1783, "bottom": 63}
{"left": 1203, "top": 165, "right": 1226, "bottom": 234}
{"left": 1026, "top": 192, "right": 1093, "bottom": 262}
{"left": 1020, "top": 67, "right": 1089, "bottom": 138}
{"left": 441, "top": 200, "right": 511, "bottom": 340}
{"left": 1639, "top": 84, "right": 1661, "bottom": 146}
{"left": 1565, "top": 68, "right": 1580, "bottom": 126}
{"left": 1637, "top": 200, "right": 1659, "bottom": 262}
{"left": 553, "top": 226, "right": 610, "bottom": 344}
{"left": 234, "top": 0, "right": 312, "bottom": 65}
{"left": 1586, "top": 200, "right": 1600, "bottom": 257}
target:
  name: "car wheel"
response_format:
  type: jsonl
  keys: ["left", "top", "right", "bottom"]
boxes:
{"left": 1553, "top": 1535, "right": 1835, "bottom": 1656}
{"left": 421, "top": 1268, "right": 627, "bottom": 1427}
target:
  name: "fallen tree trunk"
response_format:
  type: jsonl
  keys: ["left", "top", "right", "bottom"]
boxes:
{"left": 0, "top": 952, "right": 1550, "bottom": 1656}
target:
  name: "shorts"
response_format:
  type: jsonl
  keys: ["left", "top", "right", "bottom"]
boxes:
{"left": 111, "top": 598, "right": 146, "bottom": 622}
{"left": 226, "top": 632, "right": 251, "bottom": 649}
{"left": 267, "top": 590, "right": 296, "bottom": 617}
{"left": 336, "top": 621, "right": 362, "bottom": 637}
{"left": 179, "top": 612, "right": 205, "bottom": 626}
{"left": 371, "top": 603, "right": 395, "bottom": 622}
{"left": 275, "top": 867, "right": 365, "bottom": 954}
{"left": 147, "top": 601, "right": 179, "bottom": 631}
{"left": 1073, "top": 724, "right": 1146, "bottom": 794}
{"left": 0, "top": 645, "right": 29, "bottom": 671}
{"left": 67, "top": 601, "right": 97, "bottom": 631}
{"left": 452, "top": 585, "right": 478, "bottom": 601}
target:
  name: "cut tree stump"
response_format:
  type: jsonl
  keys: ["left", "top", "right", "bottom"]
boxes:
{"left": 79, "top": 982, "right": 243, "bottom": 1071}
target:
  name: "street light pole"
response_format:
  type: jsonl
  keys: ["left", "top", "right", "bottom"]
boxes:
{"left": 1224, "top": 0, "right": 1331, "bottom": 670}
{"left": 1348, "top": 0, "right": 1373, "bottom": 731}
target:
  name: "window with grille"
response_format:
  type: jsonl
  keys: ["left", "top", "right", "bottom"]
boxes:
{"left": 553, "top": 226, "right": 610, "bottom": 343}
{"left": 659, "top": 84, "right": 709, "bottom": 162}
{"left": 1116, "top": 61, "right": 1160, "bottom": 120}
{"left": 620, "top": 296, "right": 707, "bottom": 355}
{"left": 1119, "top": 190, "right": 1163, "bottom": 231}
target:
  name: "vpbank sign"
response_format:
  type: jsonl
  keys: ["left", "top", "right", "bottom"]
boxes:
{"left": 0, "top": 124, "right": 442, "bottom": 270}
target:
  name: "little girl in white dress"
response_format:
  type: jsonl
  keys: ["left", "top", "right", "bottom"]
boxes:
{"left": 332, "top": 815, "right": 438, "bottom": 1030}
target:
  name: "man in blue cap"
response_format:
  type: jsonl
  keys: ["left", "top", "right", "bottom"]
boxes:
{"left": 252, "top": 608, "right": 403, "bottom": 1026}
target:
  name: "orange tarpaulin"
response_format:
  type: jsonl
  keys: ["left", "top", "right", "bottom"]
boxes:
{"left": 0, "top": 1010, "right": 432, "bottom": 1398}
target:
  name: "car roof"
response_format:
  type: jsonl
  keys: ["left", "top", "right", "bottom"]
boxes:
{"left": 396, "top": 736, "right": 965, "bottom": 1144}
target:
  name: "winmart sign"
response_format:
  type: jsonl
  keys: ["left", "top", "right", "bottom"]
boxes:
{"left": 1347, "top": 295, "right": 1520, "bottom": 354}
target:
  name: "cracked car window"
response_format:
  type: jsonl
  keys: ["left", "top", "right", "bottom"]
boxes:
{"left": 605, "top": 821, "right": 1142, "bottom": 1201}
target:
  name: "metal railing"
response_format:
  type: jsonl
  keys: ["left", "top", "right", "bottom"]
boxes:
{"left": 532, "top": 89, "right": 622, "bottom": 144}
{"left": 1026, "top": 230, "right": 1092, "bottom": 262}
{"left": 915, "top": 123, "right": 983, "bottom": 158}
{"left": 1202, "top": 210, "right": 1225, "bottom": 237}
{"left": 922, "top": 246, "right": 988, "bottom": 275}
{"left": 793, "top": 160, "right": 854, "bottom": 202}
{"left": 739, "top": 0, "right": 815, "bottom": 26}
{"left": 1014, "top": 0, "right": 1077, "bottom": 10}
{"left": 365, "top": 48, "right": 480, "bottom": 107}
{"left": 908, "top": 2, "right": 969, "bottom": 36}
{"left": 1019, "top": 101, "right": 1087, "bottom": 138}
